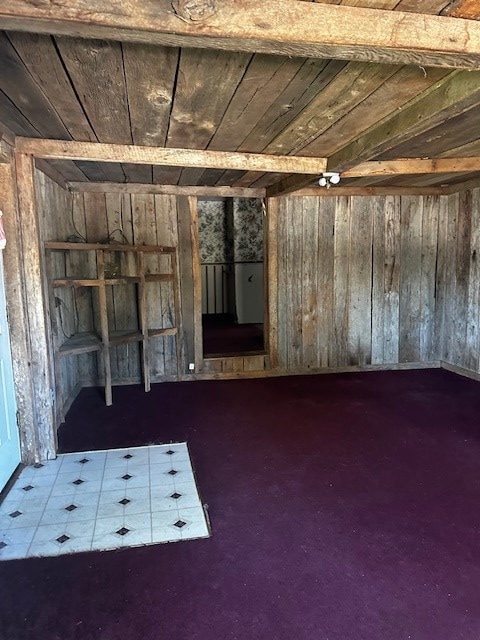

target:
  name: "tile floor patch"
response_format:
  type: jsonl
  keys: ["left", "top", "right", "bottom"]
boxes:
{"left": 0, "top": 443, "right": 209, "bottom": 561}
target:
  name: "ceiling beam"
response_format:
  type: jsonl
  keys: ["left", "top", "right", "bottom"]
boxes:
{"left": 343, "top": 157, "right": 480, "bottom": 177}
{"left": 68, "top": 182, "right": 266, "bottom": 197}
{"left": 1, "top": 1, "right": 480, "bottom": 69}
{"left": 15, "top": 138, "right": 327, "bottom": 175}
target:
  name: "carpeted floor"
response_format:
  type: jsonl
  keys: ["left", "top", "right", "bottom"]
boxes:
{"left": 202, "top": 313, "right": 264, "bottom": 355}
{"left": 2, "top": 368, "right": 480, "bottom": 639}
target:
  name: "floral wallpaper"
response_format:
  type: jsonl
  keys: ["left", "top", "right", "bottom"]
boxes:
{"left": 198, "top": 198, "right": 263, "bottom": 264}
{"left": 232, "top": 198, "right": 263, "bottom": 262}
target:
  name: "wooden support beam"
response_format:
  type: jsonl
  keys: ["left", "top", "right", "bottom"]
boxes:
{"left": 2, "top": 1, "right": 480, "bottom": 69}
{"left": 13, "top": 152, "right": 56, "bottom": 460}
{"left": 283, "top": 186, "right": 450, "bottom": 196}
{"left": 343, "top": 157, "right": 480, "bottom": 177}
{"left": 68, "top": 182, "right": 265, "bottom": 198}
{"left": 327, "top": 70, "right": 480, "bottom": 173}
{"left": 15, "top": 138, "right": 327, "bottom": 175}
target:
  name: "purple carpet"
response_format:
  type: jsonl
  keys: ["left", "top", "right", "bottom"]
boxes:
{"left": 2, "top": 368, "right": 480, "bottom": 639}
{"left": 202, "top": 313, "right": 264, "bottom": 355}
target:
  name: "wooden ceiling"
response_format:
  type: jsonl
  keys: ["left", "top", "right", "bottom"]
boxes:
{"left": 1, "top": 0, "right": 480, "bottom": 192}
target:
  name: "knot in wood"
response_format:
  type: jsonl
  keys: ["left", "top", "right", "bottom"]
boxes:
{"left": 172, "top": 0, "right": 217, "bottom": 22}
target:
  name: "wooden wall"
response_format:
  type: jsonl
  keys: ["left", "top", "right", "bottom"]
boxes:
{"left": 436, "top": 189, "right": 480, "bottom": 375}
{"left": 68, "top": 191, "right": 181, "bottom": 383}
{"left": 273, "top": 195, "right": 444, "bottom": 371}
{"left": 34, "top": 169, "right": 79, "bottom": 417}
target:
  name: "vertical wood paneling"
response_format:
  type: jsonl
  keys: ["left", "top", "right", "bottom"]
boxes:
{"left": 347, "top": 197, "right": 372, "bottom": 365}
{"left": 465, "top": 189, "right": 480, "bottom": 372}
{"left": 399, "top": 196, "right": 423, "bottom": 362}
{"left": 276, "top": 194, "right": 441, "bottom": 371}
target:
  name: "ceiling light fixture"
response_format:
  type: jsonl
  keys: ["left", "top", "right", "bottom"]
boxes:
{"left": 318, "top": 172, "right": 341, "bottom": 188}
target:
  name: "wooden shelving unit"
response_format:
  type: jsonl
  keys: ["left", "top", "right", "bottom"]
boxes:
{"left": 45, "top": 242, "right": 181, "bottom": 407}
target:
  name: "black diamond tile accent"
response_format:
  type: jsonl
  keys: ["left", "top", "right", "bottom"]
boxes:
{"left": 0, "top": 541, "right": 7, "bottom": 550}
{"left": 33, "top": 463, "right": 44, "bottom": 469}
{"left": 119, "top": 498, "right": 131, "bottom": 506}
{"left": 9, "top": 510, "right": 22, "bottom": 518}
{"left": 170, "top": 492, "right": 182, "bottom": 500}
{"left": 174, "top": 520, "right": 186, "bottom": 529}
{"left": 65, "top": 504, "right": 77, "bottom": 512}
{"left": 77, "top": 458, "right": 90, "bottom": 464}
{"left": 168, "top": 469, "right": 178, "bottom": 476}
{"left": 72, "top": 478, "right": 84, "bottom": 486}
{"left": 22, "top": 484, "right": 34, "bottom": 492}
{"left": 56, "top": 534, "right": 70, "bottom": 544}
{"left": 116, "top": 527, "right": 130, "bottom": 536}
{"left": 122, "top": 474, "right": 132, "bottom": 481}
{"left": 165, "top": 450, "right": 176, "bottom": 456}
{"left": 123, "top": 454, "right": 133, "bottom": 459}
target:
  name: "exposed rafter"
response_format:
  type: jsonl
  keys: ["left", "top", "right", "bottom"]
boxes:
{"left": 1, "top": 0, "right": 480, "bottom": 69}
{"left": 15, "top": 138, "right": 327, "bottom": 175}
{"left": 343, "top": 157, "right": 480, "bottom": 177}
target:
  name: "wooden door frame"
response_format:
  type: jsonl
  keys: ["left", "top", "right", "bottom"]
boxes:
{"left": 191, "top": 195, "right": 278, "bottom": 371}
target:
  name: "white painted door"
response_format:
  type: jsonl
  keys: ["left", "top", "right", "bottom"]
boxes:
{"left": 0, "top": 252, "right": 21, "bottom": 492}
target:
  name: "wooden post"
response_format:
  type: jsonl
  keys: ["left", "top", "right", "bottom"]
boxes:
{"left": 96, "top": 249, "right": 113, "bottom": 405}
{"left": 12, "top": 152, "right": 56, "bottom": 460}
{"left": 266, "top": 197, "right": 279, "bottom": 368}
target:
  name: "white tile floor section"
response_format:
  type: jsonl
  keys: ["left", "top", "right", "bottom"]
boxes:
{"left": 0, "top": 443, "right": 210, "bottom": 561}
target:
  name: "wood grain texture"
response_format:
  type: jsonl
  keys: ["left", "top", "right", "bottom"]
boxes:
{"left": 2, "top": 1, "right": 480, "bottom": 69}
{"left": 16, "top": 137, "right": 328, "bottom": 174}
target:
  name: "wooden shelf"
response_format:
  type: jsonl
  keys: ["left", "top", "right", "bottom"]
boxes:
{"left": 109, "top": 330, "right": 142, "bottom": 346}
{"left": 58, "top": 332, "right": 102, "bottom": 356}
{"left": 148, "top": 327, "right": 178, "bottom": 338}
{"left": 145, "top": 274, "right": 174, "bottom": 282}
{"left": 53, "top": 278, "right": 101, "bottom": 287}
{"left": 45, "top": 242, "right": 181, "bottom": 407}
{"left": 105, "top": 276, "right": 141, "bottom": 285}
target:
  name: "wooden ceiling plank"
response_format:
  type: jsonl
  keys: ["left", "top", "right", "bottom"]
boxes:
{"left": 2, "top": 1, "right": 480, "bottom": 69}
{"left": 0, "top": 32, "right": 71, "bottom": 139}
{"left": 99, "top": 162, "right": 126, "bottom": 183}
{"left": 394, "top": 0, "right": 451, "bottom": 14}
{"left": 443, "top": 0, "right": 480, "bottom": 19}
{"left": 207, "top": 54, "right": 311, "bottom": 152}
{"left": 326, "top": 69, "right": 480, "bottom": 171}
{"left": 122, "top": 163, "right": 153, "bottom": 184}
{"left": 7, "top": 31, "right": 97, "bottom": 142}
{"left": 376, "top": 101, "right": 480, "bottom": 160}
{"left": 0, "top": 89, "right": 39, "bottom": 137}
{"left": 122, "top": 42, "right": 179, "bottom": 147}
{"left": 74, "top": 160, "right": 110, "bottom": 182}
{"left": 262, "top": 62, "right": 400, "bottom": 156}
{"left": 239, "top": 60, "right": 348, "bottom": 154}
{"left": 49, "top": 159, "right": 88, "bottom": 182}
{"left": 54, "top": 36, "right": 132, "bottom": 144}
{"left": 152, "top": 166, "right": 182, "bottom": 185}
{"left": 34, "top": 158, "right": 69, "bottom": 189}
{"left": 300, "top": 66, "right": 451, "bottom": 157}
{"left": 167, "top": 48, "right": 251, "bottom": 151}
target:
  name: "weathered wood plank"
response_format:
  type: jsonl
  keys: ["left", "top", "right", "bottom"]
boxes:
{"left": 301, "top": 197, "right": 319, "bottom": 369}
{"left": 3, "top": 1, "right": 480, "bottom": 69}
{"left": 70, "top": 182, "right": 265, "bottom": 198}
{"left": 266, "top": 197, "right": 278, "bottom": 368}
{"left": 122, "top": 42, "right": 179, "bottom": 147}
{"left": 54, "top": 36, "right": 132, "bottom": 144}
{"left": 8, "top": 31, "right": 97, "bottom": 142}
{"left": 14, "top": 152, "right": 56, "bottom": 458}
{"left": 399, "top": 196, "right": 423, "bottom": 362}
{"left": 317, "top": 197, "right": 335, "bottom": 367}
{"left": 347, "top": 197, "right": 373, "bottom": 365}
{"left": 344, "top": 157, "right": 480, "bottom": 177}
{"left": 419, "top": 195, "right": 439, "bottom": 361}
{"left": 327, "top": 70, "right": 480, "bottom": 172}
{"left": 0, "top": 32, "right": 70, "bottom": 139}
{"left": 16, "top": 138, "right": 328, "bottom": 175}
{"left": 332, "top": 196, "right": 350, "bottom": 366}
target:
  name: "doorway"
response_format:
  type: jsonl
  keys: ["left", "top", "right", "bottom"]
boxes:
{"left": 0, "top": 251, "right": 21, "bottom": 492}
{"left": 198, "top": 197, "right": 265, "bottom": 357}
